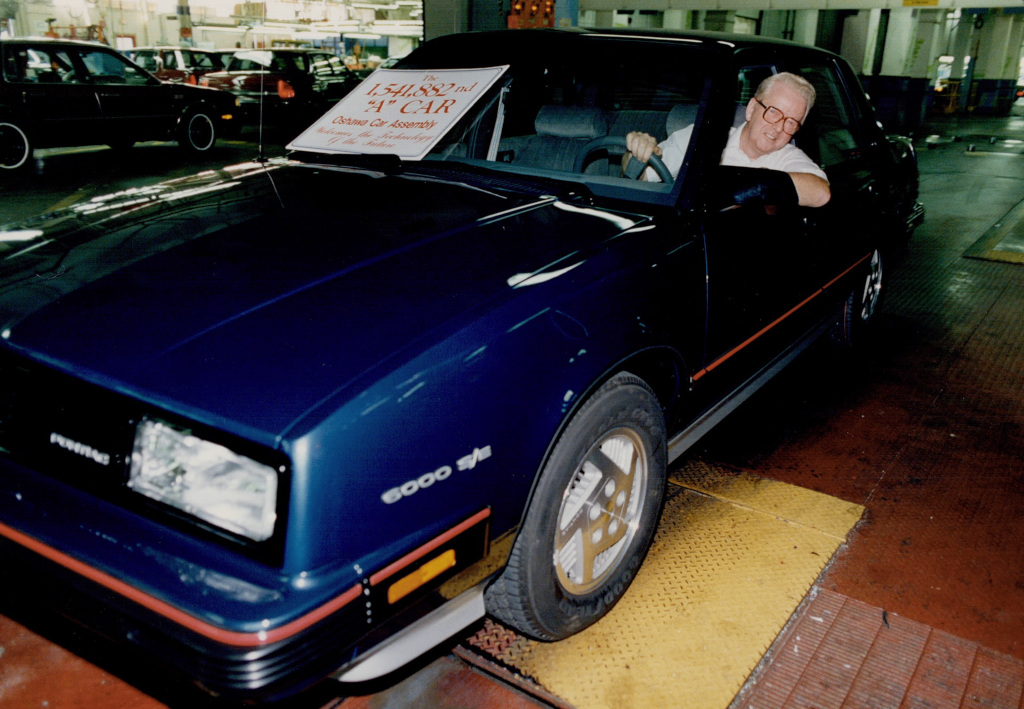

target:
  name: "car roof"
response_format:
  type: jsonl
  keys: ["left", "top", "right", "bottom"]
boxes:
{"left": 262, "top": 48, "right": 333, "bottom": 54}
{"left": 407, "top": 26, "right": 835, "bottom": 63}
{"left": 580, "top": 26, "right": 820, "bottom": 50}
{"left": 129, "top": 46, "right": 222, "bottom": 52}
{"left": 0, "top": 37, "right": 111, "bottom": 49}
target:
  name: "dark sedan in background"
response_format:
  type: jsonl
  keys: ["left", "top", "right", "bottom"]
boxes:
{"left": 199, "top": 47, "right": 362, "bottom": 128}
{"left": 0, "top": 38, "right": 238, "bottom": 169}
{"left": 0, "top": 28, "right": 921, "bottom": 703}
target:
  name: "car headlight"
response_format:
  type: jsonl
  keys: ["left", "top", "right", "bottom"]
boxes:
{"left": 129, "top": 419, "right": 279, "bottom": 542}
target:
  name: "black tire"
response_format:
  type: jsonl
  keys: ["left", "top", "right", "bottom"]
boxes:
{"left": 485, "top": 372, "right": 667, "bottom": 640}
{"left": 178, "top": 108, "right": 217, "bottom": 153}
{"left": 0, "top": 121, "right": 33, "bottom": 170}
{"left": 832, "top": 247, "right": 883, "bottom": 348}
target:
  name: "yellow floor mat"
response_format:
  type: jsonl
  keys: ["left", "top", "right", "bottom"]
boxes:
{"left": 467, "top": 460, "right": 864, "bottom": 709}
{"left": 965, "top": 198, "right": 1024, "bottom": 264}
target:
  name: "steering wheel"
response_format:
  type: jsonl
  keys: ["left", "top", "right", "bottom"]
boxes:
{"left": 574, "top": 136, "right": 674, "bottom": 185}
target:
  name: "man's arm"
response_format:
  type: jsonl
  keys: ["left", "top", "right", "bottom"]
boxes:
{"left": 789, "top": 172, "right": 830, "bottom": 207}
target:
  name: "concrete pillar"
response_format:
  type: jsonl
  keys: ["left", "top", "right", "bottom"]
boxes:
{"left": 969, "top": 11, "right": 1023, "bottom": 113}
{"left": 975, "top": 12, "right": 1019, "bottom": 80}
{"left": 880, "top": 9, "right": 915, "bottom": 76}
{"left": 581, "top": 10, "right": 615, "bottom": 28}
{"left": 793, "top": 10, "right": 819, "bottom": 48}
{"left": 1008, "top": 15, "right": 1024, "bottom": 82}
{"left": 949, "top": 14, "right": 973, "bottom": 81}
{"left": 663, "top": 9, "right": 686, "bottom": 30}
{"left": 872, "top": 8, "right": 939, "bottom": 132}
{"left": 908, "top": 9, "right": 945, "bottom": 81}
{"left": 703, "top": 11, "right": 734, "bottom": 33}
{"left": 423, "top": 0, "right": 469, "bottom": 39}
{"left": 759, "top": 10, "right": 785, "bottom": 39}
{"left": 758, "top": 10, "right": 817, "bottom": 47}
{"left": 840, "top": 10, "right": 881, "bottom": 76}
{"left": 556, "top": 0, "right": 579, "bottom": 27}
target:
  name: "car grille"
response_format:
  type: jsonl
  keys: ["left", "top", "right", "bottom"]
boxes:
{"left": 0, "top": 351, "right": 136, "bottom": 492}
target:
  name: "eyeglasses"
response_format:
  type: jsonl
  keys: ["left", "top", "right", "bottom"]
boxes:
{"left": 754, "top": 98, "right": 802, "bottom": 135}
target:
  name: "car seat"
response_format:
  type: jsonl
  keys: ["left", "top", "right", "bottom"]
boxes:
{"left": 499, "top": 105, "right": 609, "bottom": 172}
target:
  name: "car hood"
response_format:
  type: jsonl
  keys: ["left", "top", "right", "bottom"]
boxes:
{"left": 0, "top": 160, "right": 637, "bottom": 441}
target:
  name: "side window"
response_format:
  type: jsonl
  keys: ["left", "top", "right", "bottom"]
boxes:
{"left": 5, "top": 47, "right": 76, "bottom": 84}
{"left": 190, "top": 52, "right": 217, "bottom": 70}
{"left": 311, "top": 55, "right": 345, "bottom": 77}
{"left": 792, "top": 61, "right": 864, "bottom": 170}
{"left": 79, "top": 49, "right": 151, "bottom": 85}
{"left": 134, "top": 51, "right": 159, "bottom": 72}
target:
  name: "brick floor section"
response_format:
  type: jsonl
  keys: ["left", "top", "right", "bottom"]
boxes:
{"left": 736, "top": 589, "right": 1024, "bottom": 709}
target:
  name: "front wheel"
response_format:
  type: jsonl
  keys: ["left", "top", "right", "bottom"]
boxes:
{"left": 485, "top": 372, "right": 667, "bottom": 640}
{"left": 832, "top": 247, "right": 883, "bottom": 348}
{"left": 178, "top": 108, "right": 217, "bottom": 153}
{"left": 0, "top": 121, "right": 33, "bottom": 170}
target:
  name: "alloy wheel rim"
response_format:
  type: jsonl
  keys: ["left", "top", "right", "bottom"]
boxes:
{"left": 860, "top": 249, "right": 883, "bottom": 321}
{"left": 554, "top": 427, "right": 648, "bottom": 595}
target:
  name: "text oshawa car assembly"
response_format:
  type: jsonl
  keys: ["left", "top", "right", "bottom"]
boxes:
{"left": 0, "top": 29, "right": 922, "bottom": 702}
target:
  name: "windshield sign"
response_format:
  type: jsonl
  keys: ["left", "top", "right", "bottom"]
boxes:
{"left": 288, "top": 66, "right": 508, "bottom": 159}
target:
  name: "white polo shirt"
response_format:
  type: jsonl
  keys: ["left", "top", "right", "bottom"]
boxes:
{"left": 646, "top": 124, "right": 828, "bottom": 182}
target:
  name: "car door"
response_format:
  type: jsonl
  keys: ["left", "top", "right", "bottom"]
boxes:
{"left": 75, "top": 46, "right": 181, "bottom": 141}
{"left": 794, "top": 57, "right": 906, "bottom": 265}
{"left": 3, "top": 44, "right": 103, "bottom": 147}
{"left": 786, "top": 57, "right": 884, "bottom": 284}
{"left": 698, "top": 65, "right": 830, "bottom": 382}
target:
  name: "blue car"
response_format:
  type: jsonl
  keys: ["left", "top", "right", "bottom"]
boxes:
{"left": 0, "top": 28, "right": 921, "bottom": 702}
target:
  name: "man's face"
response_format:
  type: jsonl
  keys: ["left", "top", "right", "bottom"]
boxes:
{"left": 743, "top": 84, "right": 808, "bottom": 159}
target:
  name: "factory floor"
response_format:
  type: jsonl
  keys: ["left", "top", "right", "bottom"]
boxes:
{"left": 1, "top": 105, "right": 1023, "bottom": 708}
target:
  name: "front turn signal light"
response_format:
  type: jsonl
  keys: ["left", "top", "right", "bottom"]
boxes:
{"left": 387, "top": 549, "right": 457, "bottom": 604}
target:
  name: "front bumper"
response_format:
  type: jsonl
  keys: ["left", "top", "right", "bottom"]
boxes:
{"left": 0, "top": 505, "right": 492, "bottom": 701}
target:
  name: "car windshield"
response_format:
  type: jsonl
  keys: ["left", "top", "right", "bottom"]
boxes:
{"left": 348, "top": 35, "right": 714, "bottom": 202}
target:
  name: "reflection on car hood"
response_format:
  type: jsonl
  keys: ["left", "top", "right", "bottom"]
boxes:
{"left": 0, "top": 160, "right": 633, "bottom": 440}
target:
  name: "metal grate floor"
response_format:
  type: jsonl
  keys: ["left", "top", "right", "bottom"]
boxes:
{"left": 458, "top": 463, "right": 863, "bottom": 709}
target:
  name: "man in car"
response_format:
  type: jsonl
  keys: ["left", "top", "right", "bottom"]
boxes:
{"left": 624, "top": 72, "right": 831, "bottom": 208}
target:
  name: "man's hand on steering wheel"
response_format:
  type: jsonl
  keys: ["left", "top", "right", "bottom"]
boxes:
{"left": 621, "top": 131, "right": 671, "bottom": 183}
{"left": 574, "top": 135, "right": 674, "bottom": 185}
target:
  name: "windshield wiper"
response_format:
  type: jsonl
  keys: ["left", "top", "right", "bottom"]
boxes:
{"left": 288, "top": 151, "right": 404, "bottom": 175}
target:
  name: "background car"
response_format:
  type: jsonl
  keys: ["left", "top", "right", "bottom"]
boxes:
{"left": 199, "top": 47, "right": 361, "bottom": 128}
{"left": 0, "top": 28, "right": 921, "bottom": 703}
{"left": 0, "top": 38, "right": 238, "bottom": 169}
{"left": 124, "top": 46, "right": 226, "bottom": 85}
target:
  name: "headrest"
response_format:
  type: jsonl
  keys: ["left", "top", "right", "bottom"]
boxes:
{"left": 666, "top": 103, "right": 748, "bottom": 135}
{"left": 733, "top": 102, "right": 748, "bottom": 127}
{"left": 666, "top": 104, "right": 699, "bottom": 135}
{"left": 535, "top": 106, "right": 609, "bottom": 139}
